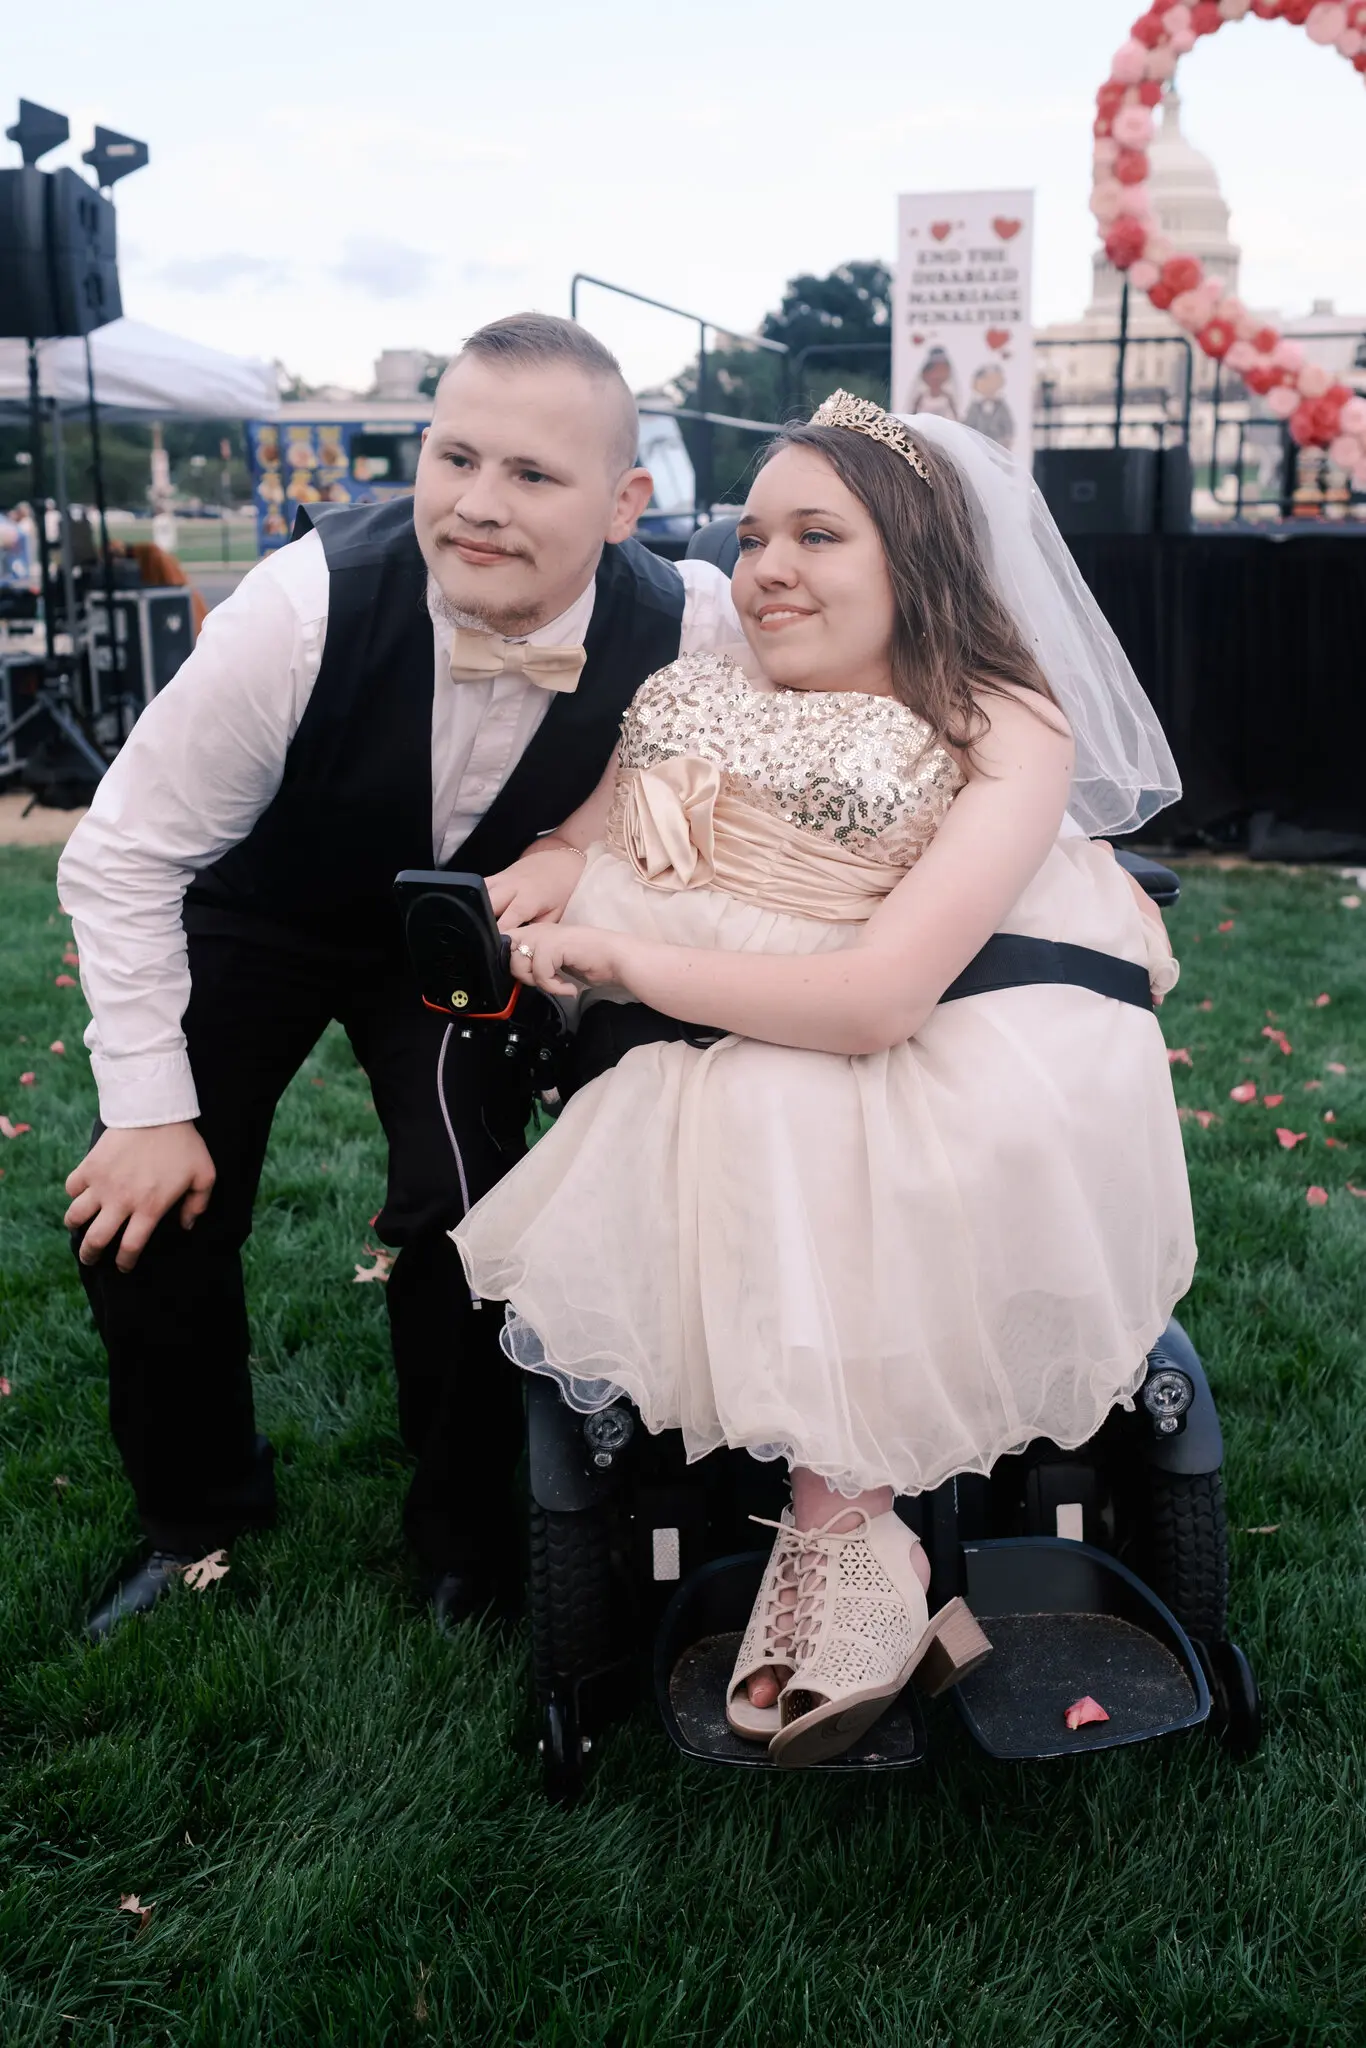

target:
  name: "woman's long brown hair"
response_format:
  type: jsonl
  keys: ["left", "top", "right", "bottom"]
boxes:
{"left": 761, "top": 423, "right": 1057, "bottom": 762}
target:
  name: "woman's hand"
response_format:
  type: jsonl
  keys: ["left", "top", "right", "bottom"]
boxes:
{"left": 507, "top": 921, "right": 626, "bottom": 999}
{"left": 486, "top": 845, "right": 587, "bottom": 933}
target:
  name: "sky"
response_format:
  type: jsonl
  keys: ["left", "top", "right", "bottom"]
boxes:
{"left": 9, "top": 0, "right": 1366, "bottom": 395}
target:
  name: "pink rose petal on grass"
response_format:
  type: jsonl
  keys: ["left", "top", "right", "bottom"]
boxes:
{"left": 0, "top": 1377, "right": 11, "bottom": 1397}
{"left": 1306, "top": 1186, "right": 1329, "bottom": 1207}
{"left": 182, "top": 1549, "right": 229, "bottom": 1591}
{"left": 1229, "top": 1082, "right": 1258, "bottom": 1104}
{"left": 1347, "top": 1185, "right": 1366, "bottom": 1199}
{"left": 1313, "top": 994, "right": 1332, "bottom": 1008}
{"left": 18, "top": 1073, "right": 34, "bottom": 1086}
{"left": 1218, "top": 920, "right": 1235, "bottom": 933}
{"left": 0, "top": 1117, "right": 31, "bottom": 1139}
{"left": 1325, "top": 1111, "right": 1336, "bottom": 1122}
{"left": 1304, "top": 1080, "right": 1323, "bottom": 1093}
{"left": 1193, "top": 1110, "right": 1218, "bottom": 1129}
{"left": 1327, "top": 1063, "right": 1348, "bottom": 1075}
{"left": 353, "top": 1245, "right": 394, "bottom": 1284}
{"left": 1064, "top": 1696, "right": 1110, "bottom": 1730}
{"left": 1342, "top": 896, "right": 1361, "bottom": 909}
{"left": 1198, "top": 999, "right": 1214, "bottom": 1011}
{"left": 48, "top": 1040, "right": 64, "bottom": 1055}
{"left": 1263, "top": 1094, "right": 1284, "bottom": 1108}
{"left": 1326, "top": 1138, "right": 1348, "bottom": 1150}
{"left": 118, "top": 1894, "right": 153, "bottom": 1929}
{"left": 54, "top": 974, "right": 76, "bottom": 989}
{"left": 1167, "top": 1048, "right": 1192, "bottom": 1066}
{"left": 1276, "top": 1129, "right": 1307, "bottom": 1149}
{"left": 61, "top": 950, "right": 78, "bottom": 966}
{"left": 1262, "top": 1027, "right": 1293, "bottom": 1055}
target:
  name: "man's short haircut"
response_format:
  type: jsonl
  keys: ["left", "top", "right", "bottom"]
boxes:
{"left": 448, "top": 312, "right": 640, "bottom": 475}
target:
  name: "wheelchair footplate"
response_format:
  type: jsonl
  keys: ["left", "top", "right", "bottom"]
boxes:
{"left": 654, "top": 1553, "right": 928, "bottom": 1771}
{"left": 949, "top": 1537, "right": 1210, "bottom": 1760}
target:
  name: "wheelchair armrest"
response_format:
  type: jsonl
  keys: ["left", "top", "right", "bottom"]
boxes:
{"left": 1113, "top": 846, "right": 1181, "bottom": 909}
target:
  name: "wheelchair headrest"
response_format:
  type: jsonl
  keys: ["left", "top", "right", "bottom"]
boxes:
{"left": 684, "top": 516, "right": 740, "bottom": 578}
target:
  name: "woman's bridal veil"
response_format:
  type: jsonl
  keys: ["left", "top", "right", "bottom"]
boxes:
{"left": 897, "top": 413, "right": 1181, "bottom": 838}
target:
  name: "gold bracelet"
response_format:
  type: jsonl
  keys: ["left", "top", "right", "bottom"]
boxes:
{"left": 527, "top": 838, "right": 587, "bottom": 862}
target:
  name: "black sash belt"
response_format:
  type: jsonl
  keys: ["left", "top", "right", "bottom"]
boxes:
{"left": 565, "top": 934, "right": 1151, "bottom": 1096}
{"left": 939, "top": 932, "right": 1153, "bottom": 1011}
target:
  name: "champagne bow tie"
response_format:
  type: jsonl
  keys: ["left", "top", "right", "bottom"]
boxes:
{"left": 447, "top": 624, "right": 587, "bottom": 694}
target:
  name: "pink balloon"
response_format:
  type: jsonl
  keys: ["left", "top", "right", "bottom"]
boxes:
{"left": 1339, "top": 396, "right": 1366, "bottom": 433}
{"left": 1116, "top": 184, "right": 1153, "bottom": 218}
{"left": 1130, "top": 259, "right": 1162, "bottom": 289}
{"left": 1271, "top": 340, "right": 1306, "bottom": 371}
{"left": 1225, "top": 340, "right": 1258, "bottom": 371}
{"left": 1112, "top": 105, "right": 1155, "bottom": 147}
{"left": 1147, "top": 46, "right": 1179, "bottom": 78}
{"left": 1266, "top": 386, "right": 1299, "bottom": 419}
{"left": 1093, "top": 136, "right": 1120, "bottom": 168}
{"left": 1298, "top": 363, "right": 1331, "bottom": 398}
{"left": 1329, "top": 434, "right": 1363, "bottom": 469}
{"left": 1112, "top": 39, "right": 1149, "bottom": 83}
{"left": 1090, "top": 180, "right": 1124, "bottom": 223}
{"left": 1306, "top": 3, "right": 1348, "bottom": 42}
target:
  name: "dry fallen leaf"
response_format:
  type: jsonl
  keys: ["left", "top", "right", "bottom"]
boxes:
{"left": 1242, "top": 1524, "right": 1281, "bottom": 1535}
{"left": 1306, "top": 1186, "right": 1329, "bottom": 1207}
{"left": 353, "top": 1254, "right": 393, "bottom": 1284}
{"left": 0, "top": 1117, "right": 32, "bottom": 1139}
{"left": 1263, "top": 1094, "right": 1284, "bottom": 1109}
{"left": 182, "top": 1549, "right": 230, "bottom": 1591}
{"left": 118, "top": 1893, "right": 153, "bottom": 1929}
{"left": 53, "top": 1474, "right": 69, "bottom": 1490}
{"left": 1064, "top": 1696, "right": 1110, "bottom": 1730}
{"left": 1229, "top": 1083, "right": 1258, "bottom": 1104}
{"left": 1276, "top": 1129, "right": 1307, "bottom": 1150}
{"left": 1167, "top": 1048, "right": 1192, "bottom": 1067}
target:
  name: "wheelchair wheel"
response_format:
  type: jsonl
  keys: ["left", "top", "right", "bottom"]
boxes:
{"left": 1142, "top": 1468, "right": 1229, "bottom": 1647}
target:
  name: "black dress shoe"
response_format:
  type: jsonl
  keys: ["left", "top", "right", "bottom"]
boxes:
{"left": 86, "top": 1550, "right": 203, "bottom": 1641}
{"left": 426, "top": 1569, "right": 496, "bottom": 1630}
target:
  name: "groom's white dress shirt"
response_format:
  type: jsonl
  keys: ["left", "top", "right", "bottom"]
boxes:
{"left": 58, "top": 529, "right": 742, "bottom": 1131}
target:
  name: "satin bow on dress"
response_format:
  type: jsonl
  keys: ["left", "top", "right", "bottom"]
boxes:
{"left": 617, "top": 755, "right": 903, "bottom": 923}
{"left": 447, "top": 625, "right": 587, "bottom": 693}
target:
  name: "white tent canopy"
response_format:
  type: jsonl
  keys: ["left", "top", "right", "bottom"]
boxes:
{"left": 0, "top": 318, "right": 277, "bottom": 420}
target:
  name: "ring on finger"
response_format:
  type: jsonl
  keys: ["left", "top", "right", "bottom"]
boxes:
{"left": 516, "top": 942, "right": 535, "bottom": 961}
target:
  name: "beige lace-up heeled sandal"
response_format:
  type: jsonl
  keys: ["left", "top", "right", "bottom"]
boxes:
{"left": 725, "top": 1509, "right": 808, "bottom": 1740}
{"left": 768, "top": 1508, "right": 993, "bottom": 1769}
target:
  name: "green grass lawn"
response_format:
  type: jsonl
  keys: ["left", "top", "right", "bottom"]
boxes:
{"left": 1, "top": 845, "right": 1364, "bottom": 2045}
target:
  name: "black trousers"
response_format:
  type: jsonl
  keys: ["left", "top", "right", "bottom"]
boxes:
{"left": 75, "top": 918, "right": 528, "bottom": 1568}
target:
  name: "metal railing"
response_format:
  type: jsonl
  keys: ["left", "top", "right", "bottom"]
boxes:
{"left": 570, "top": 274, "right": 790, "bottom": 515}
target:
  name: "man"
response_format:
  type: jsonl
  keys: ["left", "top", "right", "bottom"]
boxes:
{"left": 59, "top": 312, "right": 740, "bottom": 1636}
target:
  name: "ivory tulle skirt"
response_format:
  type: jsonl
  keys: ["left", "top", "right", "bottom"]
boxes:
{"left": 453, "top": 830, "right": 1197, "bottom": 1498}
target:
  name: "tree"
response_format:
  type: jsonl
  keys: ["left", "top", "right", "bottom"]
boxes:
{"left": 664, "top": 260, "right": 894, "bottom": 506}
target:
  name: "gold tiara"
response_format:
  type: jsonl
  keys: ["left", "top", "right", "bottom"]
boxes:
{"left": 807, "top": 390, "right": 933, "bottom": 486}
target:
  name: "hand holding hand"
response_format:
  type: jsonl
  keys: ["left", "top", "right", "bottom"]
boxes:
{"left": 64, "top": 1122, "right": 217, "bottom": 1272}
{"left": 506, "top": 921, "right": 625, "bottom": 1000}
{"left": 487, "top": 845, "right": 587, "bottom": 933}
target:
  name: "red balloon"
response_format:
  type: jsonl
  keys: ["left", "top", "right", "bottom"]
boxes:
{"left": 1191, "top": 0, "right": 1222, "bottom": 29}
{"left": 1094, "top": 116, "right": 1113, "bottom": 137}
{"left": 1244, "top": 365, "right": 1277, "bottom": 395}
{"left": 1310, "top": 393, "right": 1346, "bottom": 441}
{"left": 1161, "top": 256, "right": 1202, "bottom": 295}
{"left": 1288, "top": 401, "right": 1320, "bottom": 448}
{"left": 1251, "top": 326, "right": 1279, "bottom": 355}
{"left": 1281, "top": 0, "right": 1312, "bottom": 21}
{"left": 1251, "top": 0, "right": 1282, "bottom": 17}
{"left": 1138, "top": 80, "right": 1164, "bottom": 105}
{"left": 1097, "top": 81, "right": 1126, "bottom": 113}
{"left": 1198, "top": 319, "right": 1235, "bottom": 359}
{"left": 1148, "top": 281, "right": 1177, "bottom": 311}
{"left": 1114, "top": 148, "right": 1150, "bottom": 185}
{"left": 1131, "top": 12, "right": 1165, "bottom": 46}
{"left": 1105, "top": 218, "right": 1149, "bottom": 268}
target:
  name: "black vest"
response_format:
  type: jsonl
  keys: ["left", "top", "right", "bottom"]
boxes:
{"left": 186, "top": 497, "right": 685, "bottom": 947}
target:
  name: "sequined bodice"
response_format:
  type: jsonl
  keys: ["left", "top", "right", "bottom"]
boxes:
{"left": 609, "top": 652, "right": 964, "bottom": 867}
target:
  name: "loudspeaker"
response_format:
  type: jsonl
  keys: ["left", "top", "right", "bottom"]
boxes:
{"left": 1032, "top": 448, "right": 1161, "bottom": 536}
{"left": 0, "top": 168, "right": 56, "bottom": 336}
{"left": 0, "top": 165, "right": 120, "bottom": 339}
{"left": 87, "top": 589, "right": 194, "bottom": 711}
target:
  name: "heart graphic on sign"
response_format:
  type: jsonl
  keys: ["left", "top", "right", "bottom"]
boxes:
{"left": 985, "top": 329, "right": 1011, "bottom": 352}
{"left": 1093, "top": 2, "right": 1366, "bottom": 469}
{"left": 992, "top": 217, "right": 1023, "bottom": 241}
{"left": 930, "top": 221, "right": 953, "bottom": 242}
{"left": 912, "top": 333, "right": 926, "bottom": 345}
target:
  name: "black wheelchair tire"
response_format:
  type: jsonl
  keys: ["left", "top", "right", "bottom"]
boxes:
{"left": 1143, "top": 1467, "right": 1229, "bottom": 1647}
{"left": 528, "top": 1500, "right": 615, "bottom": 1710}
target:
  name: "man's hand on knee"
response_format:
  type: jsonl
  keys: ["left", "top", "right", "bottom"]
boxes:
{"left": 64, "top": 1123, "right": 217, "bottom": 1272}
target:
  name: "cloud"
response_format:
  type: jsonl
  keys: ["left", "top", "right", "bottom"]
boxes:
{"left": 332, "top": 236, "right": 434, "bottom": 299}
{"left": 158, "top": 252, "right": 289, "bottom": 292}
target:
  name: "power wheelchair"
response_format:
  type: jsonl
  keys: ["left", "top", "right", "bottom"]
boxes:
{"left": 395, "top": 847, "right": 1262, "bottom": 1805}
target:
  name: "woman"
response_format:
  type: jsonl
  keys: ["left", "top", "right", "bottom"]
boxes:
{"left": 456, "top": 397, "right": 1194, "bottom": 1767}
